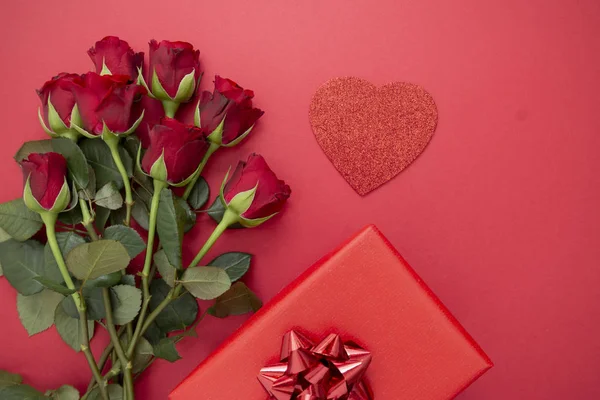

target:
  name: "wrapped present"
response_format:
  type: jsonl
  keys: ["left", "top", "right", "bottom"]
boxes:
{"left": 170, "top": 225, "right": 492, "bottom": 399}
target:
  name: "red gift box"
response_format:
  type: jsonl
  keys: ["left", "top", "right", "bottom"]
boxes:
{"left": 170, "top": 225, "right": 492, "bottom": 399}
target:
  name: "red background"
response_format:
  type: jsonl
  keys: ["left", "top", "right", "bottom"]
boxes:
{"left": 1, "top": 1, "right": 599, "bottom": 399}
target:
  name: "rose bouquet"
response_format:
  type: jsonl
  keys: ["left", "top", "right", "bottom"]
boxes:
{"left": 0, "top": 36, "right": 290, "bottom": 400}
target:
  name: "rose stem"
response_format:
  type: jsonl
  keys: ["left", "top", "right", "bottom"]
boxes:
{"left": 102, "top": 287, "right": 135, "bottom": 400}
{"left": 188, "top": 208, "right": 238, "bottom": 269}
{"left": 41, "top": 212, "right": 109, "bottom": 400}
{"left": 129, "top": 209, "right": 238, "bottom": 351}
{"left": 84, "top": 326, "right": 126, "bottom": 394}
{"left": 182, "top": 142, "right": 219, "bottom": 200}
{"left": 126, "top": 179, "right": 167, "bottom": 358}
{"left": 99, "top": 135, "right": 138, "bottom": 341}
{"left": 104, "top": 135, "right": 134, "bottom": 226}
{"left": 80, "top": 205, "right": 132, "bottom": 398}
{"left": 162, "top": 100, "right": 180, "bottom": 119}
{"left": 79, "top": 198, "right": 99, "bottom": 241}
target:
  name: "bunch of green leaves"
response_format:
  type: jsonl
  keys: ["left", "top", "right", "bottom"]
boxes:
{"left": 0, "top": 136, "right": 262, "bottom": 397}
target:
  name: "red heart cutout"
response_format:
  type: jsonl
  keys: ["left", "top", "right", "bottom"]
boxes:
{"left": 309, "top": 77, "right": 438, "bottom": 195}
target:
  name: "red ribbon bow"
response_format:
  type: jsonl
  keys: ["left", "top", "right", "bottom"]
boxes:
{"left": 258, "top": 330, "right": 373, "bottom": 400}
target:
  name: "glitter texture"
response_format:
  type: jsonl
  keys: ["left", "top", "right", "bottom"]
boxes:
{"left": 309, "top": 77, "right": 438, "bottom": 195}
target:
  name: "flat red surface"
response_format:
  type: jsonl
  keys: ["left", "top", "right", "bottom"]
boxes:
{"left": 170, "top": 225, "right": 492, "bottom": 400}
{"left": 0, "top": 1, "right": 599, "bottom": 399}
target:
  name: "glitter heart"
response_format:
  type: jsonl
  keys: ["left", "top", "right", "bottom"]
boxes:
{"left": 309, "top": 77, "right": 438, "bottom": 195}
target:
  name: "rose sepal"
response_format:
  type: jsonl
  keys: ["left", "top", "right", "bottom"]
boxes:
{"left": 23, "top": 175, "right": 71, "bottom": 214}
{"left": 239, "top": 212, "right": 278, "bottom": 228}
{"left": 100, "top": 58, "right": 112, "bottom": 75}
{"left": 150, "top": 68, "right": 198, "bottom": 103}
{"left": 206, "top": 118, "right": 226, "bottom": 146}
{"left": 216, "top": 168, "right": 271, "bottom": 227}
{"left": 74, "top": 110, "right": 145, "bottom": 140}
{"left": 137, "top": 145, "right": 209, "bottom": 188}
{"left": 225, "top": 185, "right": 258, "bottom": 216}
{"left": 37, "top": 97, "right": 82, "bottom": 141}
{"left": 136, "top": 67, "right": 156, "bottom": 99}
{"left": 222, "top": 124, "right": 255, "bottom": 148}
{"left": 148, "top": 150, "right": 169, "bottom": 182}
{"left": 63, "top": 181, "right": 80, "bottom": 212}
{"left": 151, "top": 68, "right": 198, "bottom": 117}
{"left": 71, "top": 122, "right": 101, "bottom": 139}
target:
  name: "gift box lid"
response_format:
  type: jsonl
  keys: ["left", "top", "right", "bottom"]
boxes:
{"left": 170, "top": 225, "right": 492, "bottom": 399}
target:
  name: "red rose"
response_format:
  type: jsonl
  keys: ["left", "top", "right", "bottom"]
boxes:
{"left": 198, "top": 76, "right": 264, "bottom": 146}
{"left": 223, "top": 154, "right": 291, "bottom": 222}
{"left": 149, "top": 40, "right": 200, "bottom": 102}
{"left": 141, "top": 118, "right": 209, "bottom": 184}
{"left": 72, "top": 72, "right": 146, "bottom": 135}
{"left": 37, "top": 73, "right": 83, "bottom": 136}
{"left": 20, "top": 152, "right": 70, "bottom": 212}
{"left": 88, "top": 36, "right": 144, "bottom": 80}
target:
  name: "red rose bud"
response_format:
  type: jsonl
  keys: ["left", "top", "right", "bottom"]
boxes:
{"left": 221, "top": 154, "right": 290, "bottom": 227}
{"left": 88, "top": 36, "right": 144, "bottom": 80}
{"left": 37, "top": 73, "right": 84, "bottom": 140}
{"left": 20, "top": 152, "right": 70, "bottom": 213}
{"left": 71, "top": 72, "right": 146, "bottom": 137}
{"left": 146, "top": 40, "right": 201, "bottom": 117}
{"left": 196, "top": 76, "right": 264, "bottom": 147}
{"left": 141, "top": 118, "right": 209, "bottom": 185}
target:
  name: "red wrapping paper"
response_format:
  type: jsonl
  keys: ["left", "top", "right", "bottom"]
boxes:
{"left": 170, "top": 225, "right": 492, "bottom": 399}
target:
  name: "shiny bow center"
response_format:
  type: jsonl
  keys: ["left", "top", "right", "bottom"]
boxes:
{"left": 258, "top": 330, "right": 373, "bottom": 400}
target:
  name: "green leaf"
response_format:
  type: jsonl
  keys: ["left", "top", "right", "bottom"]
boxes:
{"left": 0, "top": 199, "right": 43, "bottom": 241}
{"left": 153, "top": 249, "right": 176, "bottom": 287}
{"left": 44, "top": 231, "right": 85, "bottom": 283}
{"left": 123, "top": 135, "right": 141, "bottom": 161}
{"left": 83, "top": 271, "right": 123, "bottom": 289}
{"left": 208, "top": 252, "right": 252, "bottom": 282}
{"left": 32, "top": 277, "right": 75, "bottom": 296}
{"left": 0, "top": 239, "right": 60, "bottom": 295}
{"left": 152, "top": 337, "right": 181, "bottom": 362}
{"left": 66, "top": 240, "right": 130, "bottom": 281}
{"left": 143, "top": 321, "right": 167, "bottom": 345}
{"left": 0, "top": 370, "right": 22, "bottom": 388}
{"left": 61, "top": 286, "right": 117, "bottom": 320}
{"left": 206, "top": 197, "right": 243, "bottom": 229}
{"left": 188, "top": 177, "right": 210, "bottom": 210}
{"left": 110, "top": 285, "right": 142, "bottom": 325}
{"left": 119, "top": 146, "right": 134, "bottom": 178}
{"left": 131, "top": 337, "right": 153, "bottom": 373}
{"left": 13, "top": 139, "right": 53, "bottom": 162}
{"left": 57, "top": 207, "right": 83, "bottom": 225}
{"left": 109, "top": 206, "right": 127, "bottom": 227}
{"left": 157, "top": 190, "right": 184, "bottom": 269}
{"left": 79, "top": 139, "right": 124, "bottom": 190}
{"left": 121, "top": 274, "right": 136, "bottom": 286}
{"left": 17, "top": 289, "right": 64, "bottom": 336}
{"left": 94, "top": 182, "right": 123, "bottom": 210}
{"left": 51, "top": 138, "right": 89, "bottom": 189}
{"left": 103, "top": 225, "right": 145, "bottom": 258}
{"left": 0, "top": 226, "right": 11, "bottom": 243}
{"left": 94, "top": 206, "right": 110, "bottom": 234}
{"left": 78, "top": 166, "right": 96, "bottom": 201}
{"left": 55, "top": 301, "right": 95, "bottom": 351}
{"left": 175, "top": 195, "right": 196, "bottom": 233}
{"left": 131, "top": 189, "right": 151, "bottom": 230}
{"left": 0, "top": 384, "right": 46, "bottom": 400}
{"left": 149, "top": 279, "right": 198, "bottom": 332}
{"left": 87, "top": 384, "right": 122, "bottom": 400}
{"left": 46, "top": 384, "right": 80, "bottom": 400}
{"left": 208, "top": 282, "right": 262, "bottom": 318}
{"left": 180, "top": 267, "right": 231, "bottom": 300}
